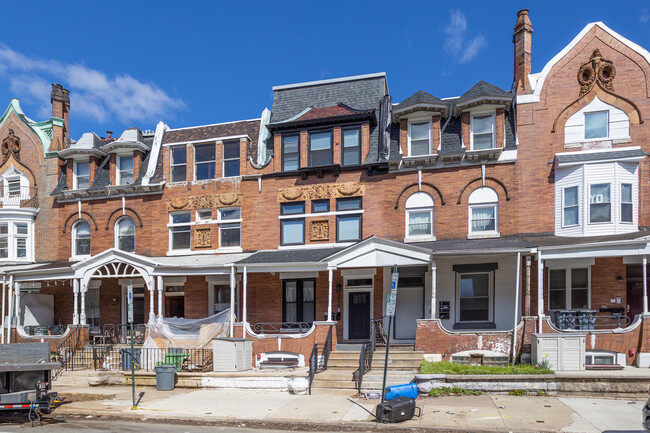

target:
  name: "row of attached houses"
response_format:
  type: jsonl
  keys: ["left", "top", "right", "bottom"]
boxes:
{"left": 0, "top": 10, "right": 649, "bottom": 367}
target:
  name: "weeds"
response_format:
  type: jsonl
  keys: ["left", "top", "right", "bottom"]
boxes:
{"left": 428, "top": 386, "right": 484, "bottom": 397}
{"left": 419, "top": 361, "right": 553, "bottom": 375}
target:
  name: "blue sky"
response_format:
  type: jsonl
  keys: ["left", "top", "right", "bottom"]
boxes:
{"left": 1, "top": 1, "right": 648, "bottom": 138}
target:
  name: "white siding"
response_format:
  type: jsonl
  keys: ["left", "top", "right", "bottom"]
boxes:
{"left": 435, "top": 255, "right": 519, "bottom": 332}
{"left": 564, "top": 96, "right": 630, "bottom": 145}
{"left": 555, "top": 161, "right": 638, "bottom": 236}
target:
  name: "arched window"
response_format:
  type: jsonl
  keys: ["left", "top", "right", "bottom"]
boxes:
{"left": 468, "top": 187, "right": 499, "bottom": 236}
{"left": 405, "top": 192, "right": 434, "bottom": 241}
{"left": 73, "top": 220, "right": 91, "bottom": 257}
{"left": 115, "top": 216, "right": 135, "bottom": 252}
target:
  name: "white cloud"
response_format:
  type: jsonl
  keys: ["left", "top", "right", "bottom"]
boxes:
{"left": 641, "top": 9, "right": 650, "bottom": 23}
{"left": 442, "top": 10, "right": 486, "bottom": 63}
{"left": 0, "top": 44, "right": 185, "bottom": 127}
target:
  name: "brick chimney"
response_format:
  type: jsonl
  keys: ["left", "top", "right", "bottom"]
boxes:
{"left": 50, "top": 83, "right": 70, "bottom": 151}
{"left": 513, "top": 9, "right": 533, "bottom": 93}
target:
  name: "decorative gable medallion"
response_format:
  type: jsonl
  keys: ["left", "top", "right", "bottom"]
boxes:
{"left": 195, "top": 227, "right": 212, "bottom": 248}
{"left": 578, "top": 49, "right": 616, "bottom": 97}
{"left": 277, "top": 181, "right": 364, "bottom": 203}
{"left": 310, "top": 220, "right": 329, "bottom": 241}
{"left": 2, "top": 129, "right": 21, "bottom": 164}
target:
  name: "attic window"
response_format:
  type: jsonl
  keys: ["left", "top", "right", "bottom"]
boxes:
{"left": 471, "top": 114, "right": 495, "bottom": 150}
{"left": 585, "top": 111, "right": 608, "bottom": 139}
{"left": 73, "top": 160, "right": 90, "bottom": 189}
{"left": 408, "top": 120, "right": 431, "bottom": 156}
{"left": 116, "top": 154, "right": 134, "bottom": 185}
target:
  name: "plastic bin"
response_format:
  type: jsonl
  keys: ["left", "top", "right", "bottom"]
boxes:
{"left": 385, "top": 383, "right": 418, "bottom": 400}
{"left": 154, "top": 364, "right": 176, "bottom": 391}
{"left": 120, "top": 348, "right": 141, "bottom": 371}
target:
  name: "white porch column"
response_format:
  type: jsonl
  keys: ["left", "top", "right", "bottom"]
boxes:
{"left": 512, "top": 252, "right": 522, "bottom": 361}
{"left": 643, "top": 256, "right": 648, "bottom": 315}
{"left": 525, "top": 256, "right": 532, "bottom": 317}
{"left": 14, "top": 282, "right": 21, "bottom": 327}
{"left": 79, "top": 280, "right": 87, "bottom": 326}
{"left": 242, "top": 266, "right": 248, "bottom": 337}
{"left": 537, "top": 252, "right": 544, "bottom": 332}
{"left": 72, "top": 279, "right": 80, "bottom": 326}
{"left": 430, "top": 260, "right": 437, "bottom": 319}
{"left": 157, "top": 276, "right": 164, "bottom": 324}
{"left": 148, "top": 276, "right": 155, "bottom": 324}
{"left": 6, "top": 275, "right": 13, "bottom": 343}
{"left": 327, "top": 268, "right": 333, "bottom": 322}
{"left": 1, "top": 276, "right": 6, "bottom": 344}
{"left": 230, "top": 266, "right": 235, "bottom": 336}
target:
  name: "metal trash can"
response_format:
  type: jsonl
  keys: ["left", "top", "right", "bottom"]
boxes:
{"left": 120, "top": 348, "right": 141, "bottom": 371}
{"left": 154, "top": 364, "right": 176, "bottom": 391}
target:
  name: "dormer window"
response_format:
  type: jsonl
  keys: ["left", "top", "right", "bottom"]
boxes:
{"left": 116, "top": 154, "right": 134, "bottom": 185}
{"left": 7, "top": 179, "right": 20, "bottom": 198}
{"left": 584, "top": 111, "right": 608, "bottom": 139}
{"left": 408, "top": 120, "right": 431, "bottom": 156}
{"left": 73, "top": 160, "right": 90, "bottom": 189}
{"left": 309, "top": 130, "right": 333, "bottom": 166}
{"left": 282, "top": 134, "right": 300, "bottom": 171}
{"left": 470, "top": 113, "right": 495, "bottom": 150}
{"left": 342, "top": 128, "right": 361, "bottom": 166}
{"left": 194, "top": 143, "right": 215, "bottom": 180}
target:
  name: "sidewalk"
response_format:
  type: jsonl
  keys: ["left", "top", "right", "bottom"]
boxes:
{"left": 49, "top": 383, "right": 646, "bottom": 432}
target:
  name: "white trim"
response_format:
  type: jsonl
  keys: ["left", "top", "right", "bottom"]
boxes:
{"left": 163, "top": 135, "right": 251, "bottom": 147}
{"left": 72, "top": 159, "right": 90, "bottom": 190}
{"left": 340, "top": 268, "right": 376, "bottom": 277}
{"left": 272, "top": 72, "right": 387, "bottom": 91}
{"left": 342, "top": 274, "right": 374, "bottom": 340}
{"left": 518, "top": 22, "right": 650, "bottom": 104}
{"left": 407, "top": 117, "right": 432, "bottom": 157}
{"left": 455, "top": 270, "right": 494, "bottom": 324}
{"left": 470, "top": 112, "right": 496, "bottom": 150}
{"left": 115, "top": 153, "right": 134, "bottom": 186}
{"left": 547, "top": 267, "right": 591, "bottom": 311}
{"left": 278, "top": 209, "right": 365, "bottom": 219}
{"left": 206, "top": 275, "right": 231, "bottom": 283}
{"left": 163, "top": 276, "right": 186, "bottom": 285}
{"left": 279, "top": 272, "right": 319, "bottom": 279}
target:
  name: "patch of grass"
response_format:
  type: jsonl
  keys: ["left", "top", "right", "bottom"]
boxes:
{"left": 536, "top": 389, "right": 548, "bottom": 396}
{"left": 428, "top": 386, "right": 483, "bottom": 397}
{"left": 419, "top": 361, "right": 553, "bottom": 375}
{"left": 508, "top": 389, "right": 527, "bottom": 396}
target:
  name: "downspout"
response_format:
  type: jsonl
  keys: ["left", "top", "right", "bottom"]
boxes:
{"left": 512, "top": 252, "right": 521, "bottom": 363}
{"left": 525, "top": 255, "right": 531, "bottom": 316}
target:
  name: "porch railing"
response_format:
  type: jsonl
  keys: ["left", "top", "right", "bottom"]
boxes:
{"left": 93, "top": 323, "right": 146, "bottom": 345}
{"left": 252, "top": 322, "right": 311, "bottom": 335}
{"left": 23, "top": 325, "right": 67, "bottom": 336}
{"left": 53, "top": 326, "right": 83, "bottom": 380}
{"left": 552, "top": 310, "right": 631, "bottom": 330}
{"left": 355, "top": 319, "right": 377, "bottom": 394}
{"left": 0, "top": 185, "right": 38, "bottom": 208}
{"left": 308, "top": 325, "right": 333, "bottom": 395}
{"left": 93, "top": 346, "right": 213, "bottom": 372}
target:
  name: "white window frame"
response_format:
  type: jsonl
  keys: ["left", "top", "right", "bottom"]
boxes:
{"left": 114, "top": 216, "right": 135, "bottom": 253}
{"left": 588, "top": 183, "right": 612, "bottom": 224}
{"left": 584, "top": 110, "right": 609, "bottom": 140}
{"left": 562, "top": 186, "right": 580, "bottom": 228}
{"left": 170, "top": 144, "right": 187, "bottom": 183}
{"left": 71, "top": 219, "right": 91, "bottom": 258}
{"left": 0, "top": 220, "right": 33, "bottom": 261}
{"left": 407, "top": 119, "right": 432, "bottom": 156}
{"left": 115, "top": 153, "right": 134, "bottom": 186}
{"left": 168, "top": 211, "right": 192, "bottom": 252}
{"left": 455, "top": 271, "right": 494, "bottom": 324}
{"left": 470, "top": 112, "right": 496, "bottom": 150}
{"left": 217, "top": 207, "right": 241, "bottom": 249}
{"left": 547, "top": 267, "right": 591, "bottom": 311}
{"left": 404, "top": 192, "right": 434, "bottom": 242}
{"left": 196, "top": 208, "right": 213, "bottom": 222}
{"left": 342, "top": 271, "right": 375, "bottom": 340}
{"left": 620, "top": 183, "right": 633, "bottom": 224}
{"left": 73, "top": 159, "right": 90, "bottom": 190}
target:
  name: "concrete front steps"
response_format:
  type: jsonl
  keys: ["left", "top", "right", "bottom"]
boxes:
{"left": 310, "top": 349, "right": 423, "bottom": 395}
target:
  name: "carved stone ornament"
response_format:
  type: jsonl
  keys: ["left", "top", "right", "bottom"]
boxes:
{"left": 278, "top": 182, "right": 365, "bottom": 203}
{"left": 166, "top": 193, "right": 242, "bottom": 211}
{"left": 310, "top": 220, "right": 329, "bottom": 241}
{"left": 195, "top": 227, "right": 212, "bottom": 248}
{"left": 577, "top": 49, "right": 616, "bottom": 97}
{"left": 2, "top": 129, "right": 21, "bottom": 164}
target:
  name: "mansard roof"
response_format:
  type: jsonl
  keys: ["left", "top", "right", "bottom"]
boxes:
{"left": 267, "top": 103, "right": 376, "bottom": 130}
{"left": 454, "top": 81, "right": 514, "bottom": 114}
{"left": 101, "top": 127, "right": 150, "bottom": 153}
{"left": 162, "top": 119, "right": 260, "bottom": 145}
{"left": 393, "top": 90, "right": 449, "bottom": 118}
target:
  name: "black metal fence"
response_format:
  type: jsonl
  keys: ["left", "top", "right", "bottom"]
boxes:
{"left": 92, "top": 346, "right": 213, "bottom": 372}
{"left": 356, "top": 319, "right": 377, "bottom": 394}
{"left": 308, "top": 325, "right": 333, "bottom": 395}
{"left": 92, "top": 324, "right": 146, "bottom": 345}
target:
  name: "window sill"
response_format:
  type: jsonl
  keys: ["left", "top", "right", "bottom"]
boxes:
{"left": 69, "top": 255, "right": 91, "bottom": 262}
{"left": 404, "top": 236, "right": 435, "bottom": 243}
{"left": 453, "top": 322, "right": 496, "bottom": 330}
{"left": 166, "top": 247, "right": 243, "bottom": 256}
{"left": 467, "top": 231, "right": 500, "bottom": 240}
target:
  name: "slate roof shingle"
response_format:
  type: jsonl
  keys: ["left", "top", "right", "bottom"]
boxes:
{"left": 162, "top": 120, "right": 260, "bottom": 145}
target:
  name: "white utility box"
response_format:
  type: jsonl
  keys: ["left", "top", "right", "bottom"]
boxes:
{"left": 212, "top": 338, "right": 253, "bottom": 372}
{"left": 531, "top": 333, "right": 585, "bottom": 371}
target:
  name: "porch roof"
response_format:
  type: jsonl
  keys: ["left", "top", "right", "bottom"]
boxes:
{"left": 414, "top": 236, "right": 535, "bottom": 256}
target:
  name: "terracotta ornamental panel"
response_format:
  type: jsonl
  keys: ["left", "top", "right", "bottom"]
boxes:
{"left": 277, "top": 181, "right": 365, "bottom": 203}
{"left": 166, "top": 193, "right": 243, "bottom": 211}
{"left": 310, "top": 220, "right": 329, "bottom": 241}
{"left": 195, "top": 228, "right": 212, "bottom": 248}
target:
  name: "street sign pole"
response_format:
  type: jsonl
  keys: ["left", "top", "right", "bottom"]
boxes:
{"left": 128, "top": 280, "right": 136, "bottom": 408}
{"left": 381, "top": 265, "right": 398, "bottom": 405}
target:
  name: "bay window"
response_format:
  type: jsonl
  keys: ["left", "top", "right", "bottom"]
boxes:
{"left": 194, "top": 143, "right": 215, "bottom": 180}
{"left": 621, "top": 183, "right": 633, "bottom": 223}
{"left": 169, "top": 211, "right": 191, "bottom": 251}
{"left": 470, "top": 113, "right": 495, "bottom": 150}
{"left": 309, "top": 130, "right": 333, "bottom": 166}
{"left": 0, "top": 221, "right": 32, "bottom": 261}
{"left": 589, "top": 183, "right": 611, "bottom": 223}
{"left": 563, "top": 186, "right": 579, "bottom": 227}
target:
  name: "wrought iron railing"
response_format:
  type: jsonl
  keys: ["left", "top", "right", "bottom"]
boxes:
{"left": 93, "top": 346, "right": 213, "bottom": 372}
{"left": 355, "top": 319, "right": 378, "bottom": 394}
{"left": 0, "top": 185, "right": 38, "bottom": 208}
{"left": 23, "top": 325, "right": 67, "bottom": 336}
{"left": 93, "top": 323, "right": 146, "bottom": 345}
{"left": 308, "top": 325, "right": 333, "bottom": 395}
{"left": 252, "top": 322, "right": 311, "bottom": 334}
{"left": 53, "top": 326, "right": 84, "bottom": 379}
{"left": 552, "top": 311, "right": 631, "bottom": 330}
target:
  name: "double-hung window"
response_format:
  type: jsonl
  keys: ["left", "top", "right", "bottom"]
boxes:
{"left": 471, "top": 113, "right": 495, "bottom": 150}
{"left": 405, "top": 192, "right": 434, "bottom": 240}
{"left": 116, "top": 154, "right": 133, "bottom": 185}
{"left": 194, "top": 143, "right": 215, "bottom": 180}
{"left": 457, "top": 272, "right": 492, "bottom": 323}
{"left": 212, "top": 285, "right": 232, "bottom": 314}
{"left": 280, "top": 202, "right": 305, "bottom": 246}
{"left": 116, "top": 217, "right": 135, "bottom": 253}
{"left": 408, "top": 121, "right": 430, "bottom": 156}
{"left": 0, "top": 221, "right": 31, "bottom": 260}
{"left": 169, "top": 211, "right": 191, "bottom": 251}
{"left": 73, "top": 220, "right": 91, "bottom": 256}
{"left": 283, "top": 279, "right": 315, "bottom": 326}
{"left": 170, "top": 145, "right": 187, "bottom": 182}
{"left": 336, "top": 197, "right": 362, "bottom": 242}
{"left": 468, "top": 187, "right": 499, "bottom": 236}
{"left": 0, "top": 223, "right": 8, "bottom": 258}
{"left": 218, "top": 207, "right": 241, "bottom": 247}
{"left": 282, "top": 134, "right": 300, "bottom": 171}
{"left": 223, "top": 140, "right": 240, "bottom": 177}
{"left": 7, "top": 179, "right": 20, "bottom": 198}
{"left": 584, "top": 111, "right": 608, "bottom": 140}
{"left": 589, "top": 183, "right": 611, "bottom": 223}
{"left": 549, "top": 268, "right": 589, "bottom": 311}
{"left": 342, "top": 127, "right": 361, "bottom": 166}
{"left": 309, "top": 130, "right": 333, "bottom": 166}
{"left": 563, "top": 186, "right": 579, "bottom": 227}
{"left": 73, "top": 160, "right": 90, "bottom": 189}
{"left": 621, "top": 183, "right": 633, "bottom": 223}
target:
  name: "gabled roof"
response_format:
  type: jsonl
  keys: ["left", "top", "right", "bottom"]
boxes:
{"left": 454, "top": 81, "right": 513, "bottom": 114}
{"left": 0, "top": 99, "right": 55, "bottom": 157}
{"left": 393, "top": 90, "right": 449, "bottom": 118}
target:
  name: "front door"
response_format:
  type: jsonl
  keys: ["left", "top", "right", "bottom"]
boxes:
{"left": 348, "top": 291, "right": 370, "bottom": 339}
{"left": 627, "top": 281, "right": 643, "bottom": 321}
{"left": 168, "top": 297, "right": 185, "bottom": 318}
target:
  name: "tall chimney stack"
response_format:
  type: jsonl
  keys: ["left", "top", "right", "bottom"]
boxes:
{"left": 50, "top": 83, "right": 70, "bottom": 151}
{"left": 513, "top": 9, "right": 533, "bottom": 93}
